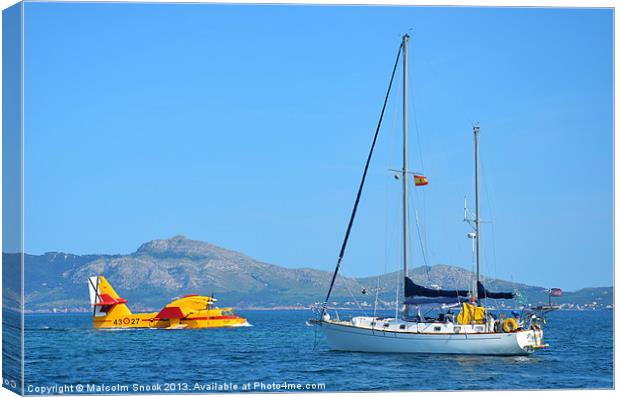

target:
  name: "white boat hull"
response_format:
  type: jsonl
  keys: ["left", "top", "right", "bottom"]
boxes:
{"left": 320, "top": 320, "right": 538, "bottom": 356}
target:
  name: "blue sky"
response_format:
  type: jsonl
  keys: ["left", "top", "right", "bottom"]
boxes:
{"left": 22, "top": 3, "right": 612, "bottom": 290}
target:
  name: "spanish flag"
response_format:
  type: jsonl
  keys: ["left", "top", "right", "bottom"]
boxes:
{"left": 413, "top": 175, "right": 428, "bottom": 186}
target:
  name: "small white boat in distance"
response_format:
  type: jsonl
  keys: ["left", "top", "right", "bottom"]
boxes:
{"left": 309, "top": 34, "right": 549, "bottom": 356}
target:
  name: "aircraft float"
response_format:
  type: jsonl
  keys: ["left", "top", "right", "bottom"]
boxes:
{"left": 88, "top": 275, "right": 249, "bottom": 329}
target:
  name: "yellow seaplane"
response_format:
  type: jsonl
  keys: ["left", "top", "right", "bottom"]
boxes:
{"left": 88, "top": 276, "right": 249, "bottom": 329}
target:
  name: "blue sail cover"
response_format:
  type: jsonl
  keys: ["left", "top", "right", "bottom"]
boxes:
{"left": 477, "top": 281, "right": 514, "bottom": 300}
{"left": 404, "top": 297, "right": 462, "bottom": 305}
{"left": 404, "top": 277, "right": 469, "bottom": 298}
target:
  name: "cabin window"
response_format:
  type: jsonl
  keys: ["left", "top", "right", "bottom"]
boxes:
{"left": 384, "top": 323, "right": 390, "bottom": 327}
{"left": 222, "top": 310, "right": 234, "bottom": 316}
{"left": 434, "top": 326, "right": 442, "bottom": 332}
{"left": 370, "top": 321, "right": 376, "bottom": 326}
{"left": 399, "top": 324, "right": 406, "bottom": 330}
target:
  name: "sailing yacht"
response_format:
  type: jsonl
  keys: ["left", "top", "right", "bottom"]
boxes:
{"left": 310, "top": 34, "right": 548, "bottom": 355}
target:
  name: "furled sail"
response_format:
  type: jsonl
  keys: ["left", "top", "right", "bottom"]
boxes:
{"left": 404, "top": 277, "right": 469, "bottom": 298}
{"left": 477, "top": 281, "right": 514, "bottom": 300}
{"left": 404, "top": 297, "right": 462, "bottom": 305}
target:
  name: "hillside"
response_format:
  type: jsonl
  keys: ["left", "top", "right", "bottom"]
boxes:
{"left": 8, "top": 236, "right": 612, "bottom": 312}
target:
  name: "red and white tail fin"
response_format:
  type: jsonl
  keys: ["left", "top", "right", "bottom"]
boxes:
{"left": 88, "top": 276, "right": 100, "bottom": 309}
{"left": 88, "top": 276, "right": 132, "bottom": 317}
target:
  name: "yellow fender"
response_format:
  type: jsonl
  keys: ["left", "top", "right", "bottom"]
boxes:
{"left": 503, "top": 317, "right": 518, "bottom": 333}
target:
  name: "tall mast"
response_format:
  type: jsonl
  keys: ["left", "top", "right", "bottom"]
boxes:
{"left": 402, "top": 34, "right": 410, "bottom": 285}
{"left": 473, "top": 123, "right": 481, "bottom": 300}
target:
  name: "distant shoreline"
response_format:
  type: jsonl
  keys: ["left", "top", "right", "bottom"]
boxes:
{"left": 15, "top": 306, "right": 313, "bottom": 314}
{"left": 8, "top": 306, "right": 614, "bottom": 315}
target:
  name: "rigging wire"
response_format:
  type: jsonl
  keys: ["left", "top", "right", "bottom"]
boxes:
{"left": 374, "top": 63, "right": 401, "bottom": 319}
{"left": 409, "top": 177, "right": 437, "bottom": 294}
{"left": 340, "top": 274, "right": 369, "bottom": 316}
{"left": 414, "top": 208, "right": 431, "bottom": 277}
{"left": 321, "top": 44, "right": 403, "bottom": 314}
{"left": 409, "top": 48, "right": 430, "bottom": 259}
{"left": 410, "top": 177, "right": 432, "bottom": 283}
{"left": 396, "top": 156, "right": 403, "bottom": 319}
{"left": 394, "top": 267, "right": 401, "bottom": 320}
{"left": 375, "top": 166, "right": 392, "bottom": 319}
{"left": 373, "top": 272, "right": 381, "bottom": 319}
{"left": 405, "top": 44, "right": 433, "bottom": 290}
{"left": 481, "top": 158, "right": 499, "bottom": 283}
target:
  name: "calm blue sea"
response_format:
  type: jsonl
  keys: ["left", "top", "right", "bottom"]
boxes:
{"left": 15, "top": 310, "right": 613, "bottom": 393}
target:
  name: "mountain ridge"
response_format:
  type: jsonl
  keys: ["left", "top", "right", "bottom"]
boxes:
{"left": 11, "top": 236, "right": 612, "bottom": 312}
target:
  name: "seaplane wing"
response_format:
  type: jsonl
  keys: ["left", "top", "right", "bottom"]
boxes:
{"left": 153, "top": 306, "right": 194, "bottom": 320}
